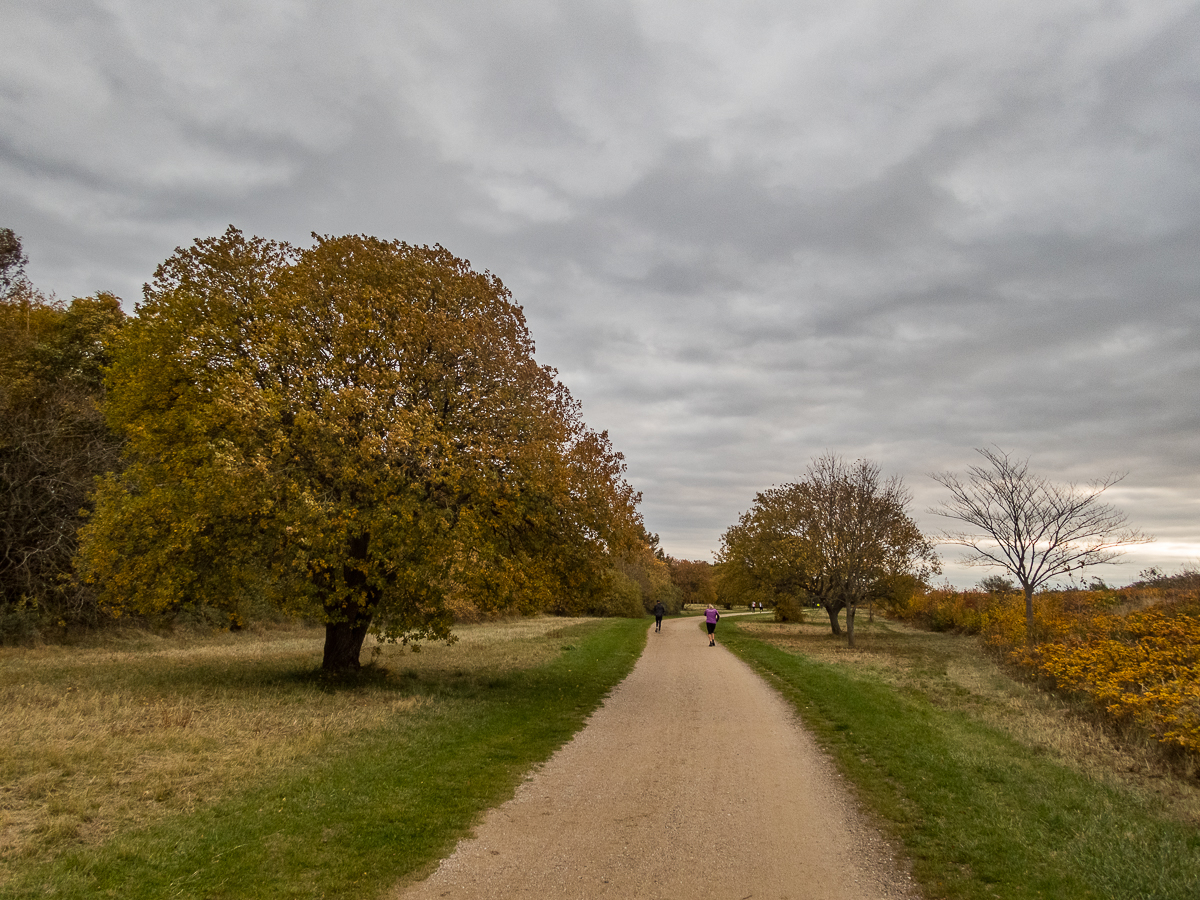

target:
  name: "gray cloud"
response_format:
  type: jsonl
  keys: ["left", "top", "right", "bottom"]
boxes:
{"left": 3, "top": 0, "right": 1198, "bottom": 582}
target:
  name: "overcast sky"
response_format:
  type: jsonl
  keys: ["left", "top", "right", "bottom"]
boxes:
{"left": 4, "top": 0, "right": 1198, "bottom": 584}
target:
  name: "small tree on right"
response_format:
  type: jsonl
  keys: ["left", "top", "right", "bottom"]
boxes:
{"left": 930, "top": 447, "right": 1153, "bottom": 634}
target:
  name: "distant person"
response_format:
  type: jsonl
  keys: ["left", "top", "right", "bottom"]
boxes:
{"left": 653, "top": 600, "right": 666, "bottom": 632}
{"left": 705, "top": 604, "right": 720, "bottom": 647}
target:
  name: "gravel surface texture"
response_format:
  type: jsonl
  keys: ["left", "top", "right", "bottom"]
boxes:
{"left": 391, "top": 613, "right": 919, "bottom": 900}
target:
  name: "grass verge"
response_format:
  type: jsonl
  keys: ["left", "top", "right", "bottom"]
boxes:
{"left": 722, "top": 615, "right": 1200, "bottom": 900}
{"left": 1, "top": 617, "right": 647, "bottom": 899}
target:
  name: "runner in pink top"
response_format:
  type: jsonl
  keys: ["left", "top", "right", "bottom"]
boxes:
{"left": 704, "top": 604, "right": 720, "bottom": 646}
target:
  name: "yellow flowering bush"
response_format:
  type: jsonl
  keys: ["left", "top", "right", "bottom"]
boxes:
{"left": 1022, "top": 606, "right": 1200, "bottom": 753}
{"left": 986, "top": 590, "right": 1200, "bottom": 754}
{"left": 893, "top": 582, "right": 1200, "bottom": 754}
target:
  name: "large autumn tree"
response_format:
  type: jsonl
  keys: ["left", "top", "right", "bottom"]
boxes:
{"left": 718, "top": 455, "right": 938, "bottom": 647}
{"left": 79, "top": 228, "right": 642, "bottom": 669}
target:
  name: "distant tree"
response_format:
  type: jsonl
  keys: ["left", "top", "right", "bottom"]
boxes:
{"left": 78, "top": 228, "right": 643, "bottom": 669}
{"left": 930, "top": 447, "right": 1153, "bottom": 635}
{"left": 534, "top": 542, "right": 663, "bottom": 620}
{"left": 548, "top": 533, "right": 677, "bottom": 619}
{"left": 717, "top": 496, "right": 802, "bottom": 614}
{"left": 615, "top": 541, "right": 680, "bottom": 615}
{"left": 978, "top": 575, "right": 1016, "bottom": 594}
{"left": 0, "top": 247, "right": 126, "bottom": 635}
{"left": 595, "top": 565, "right": 646, "bottom": 618}
{"left": 719, "top": 455, "right": 939, "bottom": 647}
{"left": 668, "top": 558, "right": 716, "bottom": 609}
{"left": 0, "top": 227, "right": 29, "bottom": 299}
{"left": 1132, "top": 566, "right": 1200, "bottom": 592}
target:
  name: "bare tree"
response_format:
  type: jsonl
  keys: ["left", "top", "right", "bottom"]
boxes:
{"left": 930, "top": 447, "right": 1153, "bottom": 632}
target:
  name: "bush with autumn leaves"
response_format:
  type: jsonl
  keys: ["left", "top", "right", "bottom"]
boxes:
{"left": 887, "top": 570, "right": 1200, "bottom": 755}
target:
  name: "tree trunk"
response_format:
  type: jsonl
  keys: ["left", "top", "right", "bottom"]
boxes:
{"left": 823, "top": 601, "right": 842, "bottom": 634}
{"left": 846, "top": 603, "right": 856, "bottom": 648}
{"left": 1024, "top": 583, "right": 1035, "bottom": 644}
{"left": 322, "top": 615, "right": 371, "bottom": 671}
{"left": 321, "top": 533, "right": 375, "bottom": 671}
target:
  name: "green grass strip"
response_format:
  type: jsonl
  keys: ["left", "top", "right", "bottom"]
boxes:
{"left": 4, "top": 618, "right": 647, "bottom": 900}
{"left": 721, "top": 621, "right": 1200, "bottom": 900}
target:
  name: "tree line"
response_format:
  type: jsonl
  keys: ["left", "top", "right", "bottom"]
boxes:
{"left": 1, "top": 229, "right": 125, "bottom": 638}
{"left": 3, "top": 225, "right": 1153, "bottom": 663}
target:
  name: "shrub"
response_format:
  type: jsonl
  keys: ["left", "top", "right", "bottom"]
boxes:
{"left": 0, "top": 598, "right": 43, "bottom": 645}
{"left": 775, "top": 596, "right": 806, "bottom": 623}
{"left": 593, "top": 568, "right": 647, "bottom": 618}
{"left": 889, "top": 582, "right": 1200, "bottom": 755}
{"left": 982, "top": 587, "right": 1200, "bottom": 756}
{"left": 885, "top": 586, "right": 994, "bottom": 634}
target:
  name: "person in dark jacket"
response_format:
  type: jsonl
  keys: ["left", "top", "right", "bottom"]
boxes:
{"left": 653, "top": 600, "right": 666, "bottom": 632}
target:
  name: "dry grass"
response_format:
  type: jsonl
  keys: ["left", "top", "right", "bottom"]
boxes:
{"left": 0, "top": 616, "right": 586, "bottom": 879}
{"left": 742, "top": 609, "right": 1200, "bottom": 826}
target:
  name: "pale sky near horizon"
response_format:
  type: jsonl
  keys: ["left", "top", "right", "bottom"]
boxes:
{"left": 4, "top": 1, "right": 1198, "bottom": 585}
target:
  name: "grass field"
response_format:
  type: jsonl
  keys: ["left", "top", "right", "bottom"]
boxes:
{"left": 0, "top": 616, "right": 647, "bottom": 899}
{"left": 8, "top": 608, "right": 1199, "bottom": 899}
{"left": 723, "top": 610, "right": 1200, "bottom": 900}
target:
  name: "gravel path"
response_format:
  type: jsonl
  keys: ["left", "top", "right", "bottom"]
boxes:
{"left": 390, "top": 614, "right": 919, "bottom": 900}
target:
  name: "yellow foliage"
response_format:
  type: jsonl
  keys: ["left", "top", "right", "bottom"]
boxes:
{"left": 892, "top": 583, "right": 1200, "bottom": 754}
{"left": 1015, "top": 600, "right": 1200, "bottom": 754}
{"left": 887, "top": 587, "right": 993, "bottom": 634}
{"left": 77, "top": 229, "right": 643, "bottom": 665}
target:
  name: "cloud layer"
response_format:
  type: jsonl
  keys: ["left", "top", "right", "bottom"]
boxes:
{"left": 4, "top": 0, "right": 1198, "bottom": 581}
